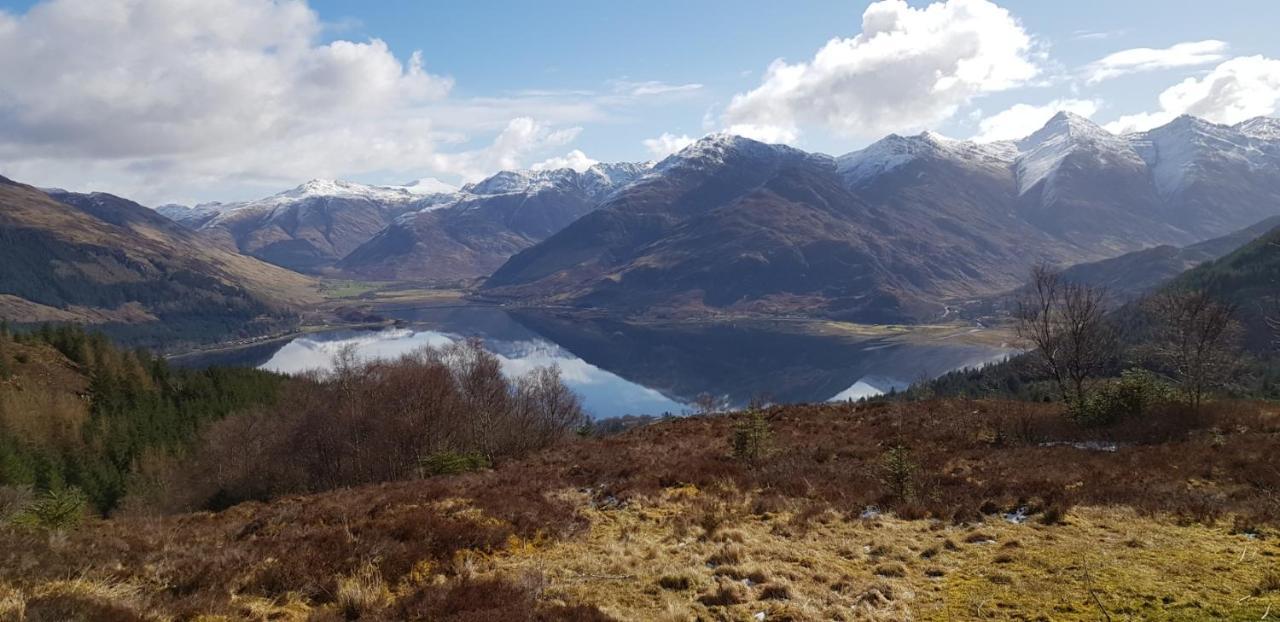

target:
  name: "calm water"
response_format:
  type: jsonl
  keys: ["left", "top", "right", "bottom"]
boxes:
{"left": 175, "top": 306, "right": 1011, "bottom": 419}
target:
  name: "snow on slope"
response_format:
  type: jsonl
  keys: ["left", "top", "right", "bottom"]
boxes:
{"left": 1014, "top": 111, "right": 1143, "bottom": 198}
{"left": 837, "top": 131, "right": 1016, "bottom": 187}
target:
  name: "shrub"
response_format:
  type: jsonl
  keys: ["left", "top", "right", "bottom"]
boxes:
{"left": 731, "top": 410, "right": 771, "bottom": 464}
{"left": 1071, "top": 369, "right": 1175, "bottom": 426}
{"left": 419, "top": 451, "right": 491, "bottom": 477}
{"left": 873, "top": 563, "right": 906, "bottom": 578}
{"left": 697, "top": 581, "right": 748, "bottom": 606}
{"left": 335, "top": 561, "right": 392, "bottom": 619}
{"left": 10, "top": 487, "right": 88, "bottom": 533}
{"left": 657, "top": 574, "right": 693, "bottom": 591}
{"left": 707, "top": 544, "right": 746, "bottom": 566}
{"left": 879, "top": 445, "right": 916, "bottom": 500}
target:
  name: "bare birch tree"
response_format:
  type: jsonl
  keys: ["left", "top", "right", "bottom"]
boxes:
{"left": 1016, "top": 265, "right": 1118, "bottom": 413}
{"left": 1144, "top": 289, "right": 1243, "bottom": 412}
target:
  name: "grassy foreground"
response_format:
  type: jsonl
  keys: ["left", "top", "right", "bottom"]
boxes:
{"left": 1, "top": 399, "right": 1277, "bottom": 620}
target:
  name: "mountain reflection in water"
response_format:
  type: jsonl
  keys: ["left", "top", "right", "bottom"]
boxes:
{"left": 174, "top": 306, "right": 1011, "bottom": 419}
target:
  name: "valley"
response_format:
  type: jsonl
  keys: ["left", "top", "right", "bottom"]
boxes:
{"left": 2, "top": 70, "right": 1279, "bottom": 622}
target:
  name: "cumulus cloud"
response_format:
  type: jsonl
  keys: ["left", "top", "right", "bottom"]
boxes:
{"left": 1104, "top": 56, "right": 1280, "bottom": 133}
{"left": 429, "top": 118, "right": 583, "bottom": 181}
{"left": 0, "top": 0, "right": 590, "bottom": 202}
{"left": 0, "top": 0, "right": 450, "bottom": 160}
{"left": 1083, "top": 40, "right": 1227, "bottom": 84}
{"left": 531, "top": 149, "right": 598, "bottom": 172}
{"left": 973, "top": 99, "right": 1101, "bottom": 142}
{"left": 722, "top": 0, "right": 1039, "bottom": 144}
{"left": 642, "top": 133, "right": 696, "bottom": 158}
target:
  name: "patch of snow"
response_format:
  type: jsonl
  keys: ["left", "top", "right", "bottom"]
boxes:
{"left": 828, "top": 376, "right": 908, "bottom": 401}
{"left": 1002, "top": 507, "right": 1030, "bottom": 524}
{"left": 1014, "top": 111, "right": 1140, "bottom": 198}
{"left": 396, "top": 177, "right": 458, "bottom": 195}
{"left": 1126, "top": 115, "right": 1264, "bottom": 197}
{"left": 837, "top": 131, "right": 1016, "bottom": 187}
{"left": 1234, "top": 116, "right": 1280, "bottom": 141}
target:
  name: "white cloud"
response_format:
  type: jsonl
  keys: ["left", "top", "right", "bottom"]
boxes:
{"left": 642, "top": 133, "right": 696, "bottom": 158}
{"left": 973, "top": 99, "right": 1101, "bottom": 142}
{"left": 430, "top": 118, "right": 583, "bottom": 181}
{"left": 610, "top": 80, "right": 704, "bottom": 97}
{"left": 531, "top": 149, "right": 598, "bottom": 172}
{"left": 0, "top": 0, "right": 450, "bottom": 160}
{"left": 722, "top": 0, "right": 1039, "bottom": 144}
{"left": 1084, "top": 40, "right": 1227, "bottom": 84}
{"left": 1104, "top": 56, "right": 1280, "bottom": 133}
{"left": 0, "top": 0, "right": 592, "bottom": 203}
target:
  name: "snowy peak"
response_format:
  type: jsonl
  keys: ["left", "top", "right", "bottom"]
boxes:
{"left": 1128, "top": 114, "right": 1280, "bottom": 197}
{"left": 460, "top": 162, "right": 650, "bottom": 199}
{"left": 276, "top": 179, "right": 418, "bottom": 203}
{"left": 1015, "top": 110, "right": 1138, "bottom": 196}
{"left": 1235, "top": 116, "right": 1280, "bottom": 142}
{"left": 837, "top": 131, "right": 1016, "bottom": 186}
{"left": 398, "top": 177, "right": 458, "bottom": 196}
{"left": 657, "top": 132, "right": 827, "bottom": 175}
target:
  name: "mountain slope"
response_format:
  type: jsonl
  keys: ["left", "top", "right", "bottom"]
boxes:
{"left": 486, "top": 135, "right": 1014, "bottom": 321}
{"left": 337, "top": 163, "right": 650, "bottom": 282}
{"left": 167, "top": 180, "right": 454, "bottom": 273}
{"left": 484, "top": 114, "right": 1280, "bottom": 321}
{"left": 1161, "top": 222, "right": 1280, "bottom": 347}
{"left": 1127, "top": 115, "right": 1280, "bottom": 238}
{"left": 1058, "top": 214, "right": 1280, "bottom": 298}
{"left": 0, "top": 176, "right": 317, "bottom": 344}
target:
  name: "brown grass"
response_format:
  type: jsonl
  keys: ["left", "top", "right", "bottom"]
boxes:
{"left": 2, "top": 397, "right": 1278, "bottom": 618}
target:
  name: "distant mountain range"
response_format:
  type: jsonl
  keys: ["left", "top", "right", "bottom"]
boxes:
{"left": 337, "top": 163, "right": 651, "bottom": 282}
{"left": 7, "top": 111, "right": 1276, "bottom": 333}
{"left": 158, "top": 179, "right": 456, "bottom": 273}
{"left": 482, "top": 113, "right": 1280, "bottom": 321}
{"left": 0, "top": 176, "right": 316, "bottom": 346}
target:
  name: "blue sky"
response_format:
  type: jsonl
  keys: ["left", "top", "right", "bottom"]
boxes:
{"left": 0, "top": 0, "right": 1278, "bottom": 203}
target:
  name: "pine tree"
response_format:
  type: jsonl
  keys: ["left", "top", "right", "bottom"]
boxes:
{"left": 731, "top": 410, "right": 772, "bottom": 464}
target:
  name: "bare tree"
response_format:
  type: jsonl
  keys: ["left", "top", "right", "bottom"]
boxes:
{"left": 1016, "top": 265, "right": 1118, "bottom": 412}
{"left": 1144, "top": 289, "right": 1243, "bottom": 412}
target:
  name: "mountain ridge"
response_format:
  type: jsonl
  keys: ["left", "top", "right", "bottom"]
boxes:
{"left": 481, "top": 113, "right": 1280, "bottom": 321}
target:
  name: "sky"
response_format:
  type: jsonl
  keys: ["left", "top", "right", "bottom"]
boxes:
{"left": 0, "top": 0, "right": 1278, "bottom": 205}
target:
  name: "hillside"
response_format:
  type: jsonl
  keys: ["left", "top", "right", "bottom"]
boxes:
{"left": 1056, "top": 214, "right": 1280, "bottom": 300}
{"left": 337, "top": 163, "right": 651, "bottom": 282}
{"left": 162, "top": 180, "right": 454, "bottom": 274}
{"left": 0, "top": 176, "right": 317, "bottom": 345}
{"left": 1164, "top": 222, "right": 1280, "bottom": 344}
{"left": 2, "top": 399, "right": 1277, "bottom": 620}
{"left": 483, "top": 114, "right": 1280, "bottom": 322}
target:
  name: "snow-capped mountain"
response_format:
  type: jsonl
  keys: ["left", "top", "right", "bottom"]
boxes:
{"left": 397, "top": 177, "right": 459, "bottom": 195}
{"left": 335, "top": 162, "right": 651, "bottom": 281}
{"left": 160, "top": 179, "right": 454, "bottom": 273}
{"left": 1014, "top": 111, "right": 1147, "bottom": 198}
{"left": 837, "top": 131, "right": 1016, "bottom": 188}
{"left": 483, "top": 115, "right": 1280, "bottom": 322}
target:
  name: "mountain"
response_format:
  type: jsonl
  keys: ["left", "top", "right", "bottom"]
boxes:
{"left": 0, "top": 176, "right": 317, "bottom": 345}
{"left": 483, "top": 114, "right": 1280, "bottom": 321}
{"left": 165, "top": 179, "right": 454, "bottom": 273}
{"left": 1126, "top": 115, "right": 1280, "bottom": 238}
{"left": 1160, "top": 222, "right": 1280, "bottom": 348}
{"left": 1058, "top": 214, "right": 1280, "bottom": 299}
{"left": 335, "top": 163, "right": 651, "bottom": 282}
{"left": 487, "top": 135, "right": 1015, "bottom": 321}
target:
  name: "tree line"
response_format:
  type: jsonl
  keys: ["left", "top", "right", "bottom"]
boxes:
{"left": 0, "top": 325, "right": 588, "bottom": 516}
{"left": 126, "top": 339, "right": 587, "bottom": 513}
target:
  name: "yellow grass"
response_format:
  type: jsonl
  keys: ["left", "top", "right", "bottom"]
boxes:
{"left": 483, "top": 487, "right": 1280, "bottom": 621}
